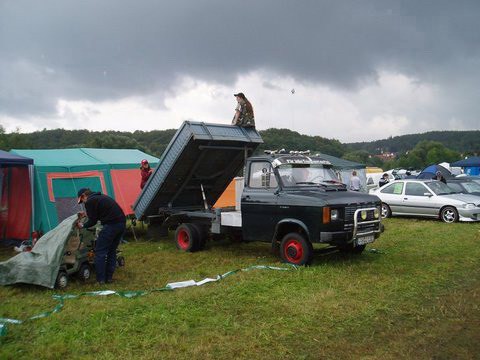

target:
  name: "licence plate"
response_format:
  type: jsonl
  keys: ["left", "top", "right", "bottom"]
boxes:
{"left": 356, "top": 235, "right": 375, "bottom": 246}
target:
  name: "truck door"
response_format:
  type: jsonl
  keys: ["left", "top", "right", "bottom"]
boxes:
{"left": 241, "top": 160, "right": 279, "bottom": 242}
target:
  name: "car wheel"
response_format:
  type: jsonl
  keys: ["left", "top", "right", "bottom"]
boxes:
{"left": 440, "top": 206, "right": 458, "bottom": 223}
{"left": 55, "top": 271, "right": 68, "bottom": 289}
{"left": 175, "top": 223, "right": 200, "bottom": 252}
{"left": 77, "top": 263, "right": 91, "bottom": 281}
{"left": 280, "top": 233, "right": 313, "bottom": 266}
{"left": 381, "top": 203, "right": 391, "bottom": 218}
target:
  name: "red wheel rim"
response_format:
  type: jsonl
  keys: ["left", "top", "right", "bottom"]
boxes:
{"left": 284, "top": 239, "right": 303, "bottom": 263}
{"left": 177, "top": 229, "right": 190, "bottom": 250}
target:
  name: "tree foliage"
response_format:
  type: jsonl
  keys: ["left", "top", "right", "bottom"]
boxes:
{"left": 0, "top": 125, "right": 473, "bottom": 171}
{"left": 395, "top": 141, "right": 460, "bottom": 169}
{"left": 257, "top": 128, "right": 345, "bottom": 157}
{"left": 347, "top": 130, "right": 480, "bottom": 155}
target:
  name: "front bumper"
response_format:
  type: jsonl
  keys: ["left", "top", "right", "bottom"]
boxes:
{"left": 458, "top": 208, "right": 480, "bottom": 222}
{"left": 319, "top": 207, "right": 384, "bottom": 244}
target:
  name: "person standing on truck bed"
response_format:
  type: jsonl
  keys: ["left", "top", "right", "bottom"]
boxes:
{"left": 232, "top": 92, "right": 255, "bottom": 128}
{"left": 77, "top": 188, "right": 126, "bottom": 284}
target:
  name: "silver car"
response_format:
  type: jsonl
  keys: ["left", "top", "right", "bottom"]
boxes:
{"left": 370, "top": 179, "right": 480, "bottom": 223}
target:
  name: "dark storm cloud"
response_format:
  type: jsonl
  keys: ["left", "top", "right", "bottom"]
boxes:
{"left": 1, "top": 0, "right": 480, "bottom": 125}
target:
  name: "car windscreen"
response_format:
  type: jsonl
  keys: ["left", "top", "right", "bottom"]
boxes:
{"left": 426, "top": 181, "right": 456, "bottom": 195}
{"left": 457, "top": 181, "right": 480, "bottom": 193}
{"left": 277, "top": 164, "right": 339, "bottom": 186}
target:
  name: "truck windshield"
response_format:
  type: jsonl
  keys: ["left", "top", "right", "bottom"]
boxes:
{"left": 277, "top": 164, "right": 339, "bottom": 186}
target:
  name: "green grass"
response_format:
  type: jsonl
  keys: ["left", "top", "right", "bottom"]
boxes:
{"left": 1, "top": 219, "right": 479, "bottom": 359}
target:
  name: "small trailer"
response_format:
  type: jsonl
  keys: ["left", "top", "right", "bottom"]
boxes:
{"left": 134, "top": 121, "right": 383, "bottom": 265}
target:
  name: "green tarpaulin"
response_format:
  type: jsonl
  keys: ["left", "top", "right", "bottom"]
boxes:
{"left": 0, "top": 215, "right": 78, "bottom": 288}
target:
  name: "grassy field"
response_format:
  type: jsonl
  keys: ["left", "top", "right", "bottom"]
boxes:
{"left": 1, "top": 218, "right": 479, "bottom": 359}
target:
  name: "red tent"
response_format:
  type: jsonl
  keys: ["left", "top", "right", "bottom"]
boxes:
{"left": 0, "top": 150, "right": 34, "bottom": 241}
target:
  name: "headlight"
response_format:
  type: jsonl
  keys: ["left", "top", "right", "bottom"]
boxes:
{"left": 360, "top": 210, "right": 367, "bottom": 220}
{"left": 463, "top": 203, "right": 475, "bottom": 209}
{"left": 374, "top": 207, "right": 380, "bottom": 219}
{"left": 331, "top": 209, "right": 338, "bottom": 221}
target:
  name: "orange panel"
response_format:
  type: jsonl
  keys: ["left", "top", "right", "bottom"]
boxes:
{"left": 110, "top": 169, "right": 143, "bottom": 215}
{"left": 213, "top": 179, "right": 236, "bottom": 209}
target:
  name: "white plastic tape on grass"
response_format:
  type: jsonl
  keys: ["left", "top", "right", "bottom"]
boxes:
{"left": 0, "top": 264, "right": 296, "bottom": 337}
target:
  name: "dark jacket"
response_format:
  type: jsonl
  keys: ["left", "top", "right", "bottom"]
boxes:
{"left": 379, "top": 178, "right": 389, "bottom": 188}
{"left": 433, "top": 175, "right": 447, "bottom": 184}
{"left": 83, "top": 192, "right": 126, "bottom": 228}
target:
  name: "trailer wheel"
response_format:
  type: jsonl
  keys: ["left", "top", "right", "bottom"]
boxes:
{"left": 175, "top": 223, "right": 200, "bottom": 252}
{"left": 77, "top": 263, "right": 91, "bottom": 282}
{"left": 280, "top": 233, "right": 313, "bottom": 266}
{"left": 55, "top": 271, "right": 68, "bottom": 289}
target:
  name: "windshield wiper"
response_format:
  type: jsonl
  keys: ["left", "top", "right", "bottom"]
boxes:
{"left": 295, "top": 182, "right": 318, "bottom": 185}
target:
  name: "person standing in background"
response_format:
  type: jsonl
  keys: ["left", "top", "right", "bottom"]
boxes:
{"left": 140, "top": 159, "right": 153, "bottom": 189}
{"left": 349, "top": 170, "right": 361, "bottom": 191}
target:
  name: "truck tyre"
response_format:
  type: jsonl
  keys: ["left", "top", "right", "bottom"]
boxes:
{"left": 55, "top": 271, "right": 68, "bottom": 289}
{"left": 175, "top": 223, "right": 201, "bottom": 252}
{"left": 77, "top": 263, "right": 91, "bottom": 282}
{"left": 191, "top": 223, "right": 208, "bottom": 250}
{"left": 338, "top": 243, "right": 366, "bottom": 254}
{"left": 280, "top": 233, "right": 313, "bottom": 266}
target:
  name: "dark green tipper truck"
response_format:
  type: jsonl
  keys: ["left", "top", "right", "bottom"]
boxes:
{"left": 134, "top": 121, "right": 383, "bottom": 265}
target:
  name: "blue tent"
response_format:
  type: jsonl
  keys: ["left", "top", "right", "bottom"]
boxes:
{"left": 0, "top": 150, "right": 33, "bottom": 165}
{"left": 417, "top": 164, "right": 453, "bottom": 179}
{"left": 451, "top": 156, "right": 480, "bottom": 176}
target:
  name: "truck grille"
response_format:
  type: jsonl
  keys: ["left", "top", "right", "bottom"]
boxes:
{"left": 344, "top": 203, "right": 377, "bottom": 222}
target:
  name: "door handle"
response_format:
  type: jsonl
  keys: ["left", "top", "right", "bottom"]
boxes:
{"left": 403, "top": 197, "right": 408, "bottom": 200}
{"left": 244, "top": 195, "right": 251, "bottom": 200}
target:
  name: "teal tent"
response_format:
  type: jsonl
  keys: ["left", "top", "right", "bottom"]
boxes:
{"left": 12, "top": 148, "right": 158, "bottom": 234}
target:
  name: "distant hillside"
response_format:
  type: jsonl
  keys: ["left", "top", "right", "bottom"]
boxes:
{"left": 346, "top": 130, "right": 480, "bottom": 155}
{"left": 1, "top": 127, "right": 478, "bottom": 161}
{"left": 0, "top": 127, "right": 345, "bottom": 158}
{"left": 257, "top": 128, "right": 345, "bottom": 157}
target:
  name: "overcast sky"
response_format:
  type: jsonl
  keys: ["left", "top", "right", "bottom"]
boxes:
{"left": 1, "top": 0, "right": 479, "bottom": 142}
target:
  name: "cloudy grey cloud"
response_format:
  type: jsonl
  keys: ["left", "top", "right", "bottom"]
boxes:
{"left": 1, "top": 0, "right": 480, "bottom": 132}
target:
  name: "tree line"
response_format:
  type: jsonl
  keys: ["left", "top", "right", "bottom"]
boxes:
{"left": 1, "top": 125, "right": 477, "bottom": 170}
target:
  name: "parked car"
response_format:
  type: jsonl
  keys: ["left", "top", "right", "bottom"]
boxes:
{"left": 366, "top": 169, "right": 419, "bottom": 191}
{"left": 446, "top": 178, "right": 480, "bottom": 197}
{"left": 455, "top": 175, "right": 480, "bottom": 187}
{"left": 370, "top": 179, "right": 480, "bottom": 223}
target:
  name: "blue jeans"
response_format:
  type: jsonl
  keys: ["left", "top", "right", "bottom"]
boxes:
{"left": 95, "top": 222, "right": 126, "bottom": 283}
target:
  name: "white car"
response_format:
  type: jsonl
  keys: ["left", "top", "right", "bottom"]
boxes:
{"left": 370, "top": 179, "right": 480, "bottom": 223}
